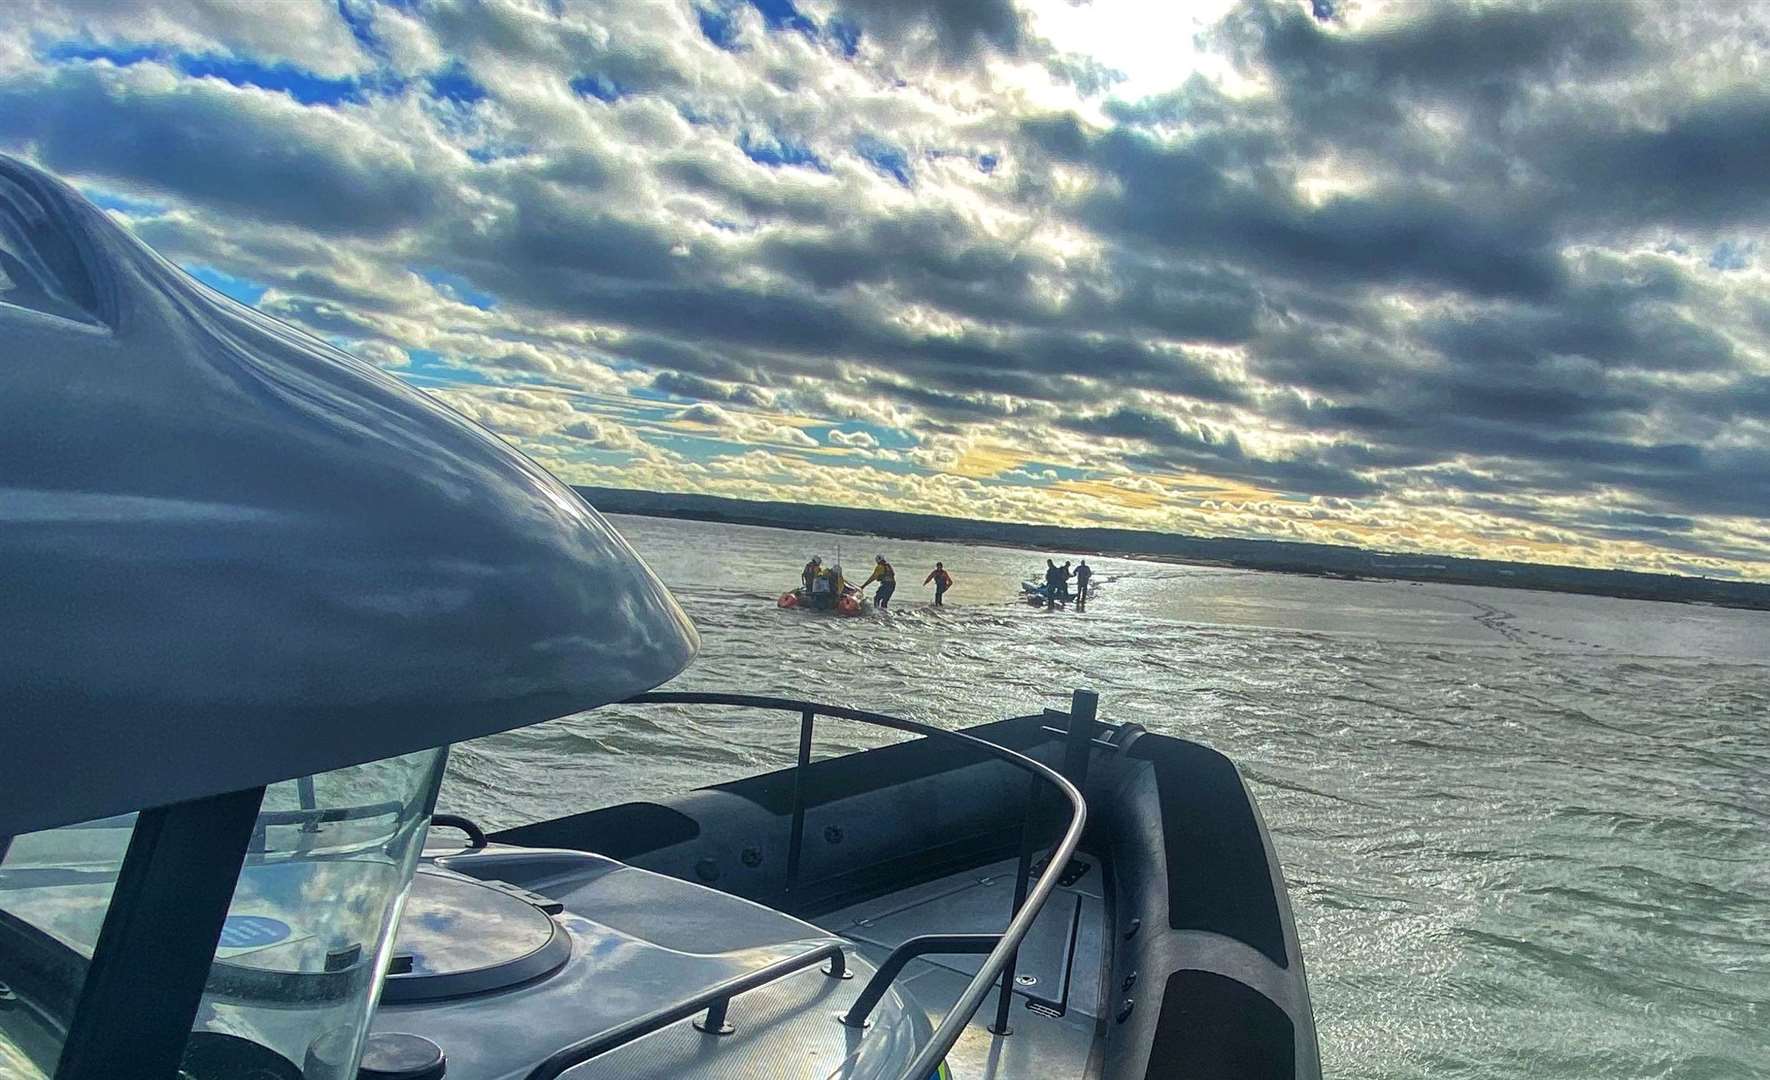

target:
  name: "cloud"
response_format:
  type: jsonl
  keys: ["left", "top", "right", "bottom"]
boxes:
{"left": 834, "top": 0, "right": 1026, "bottom": 64}
{"left": 560, "top": 415, "right": 649, "bottom": 452}
{"left": 671, "top": 402, "right": 819, "bottom": 447}
{"left": 827, "top": 427, "right": 878, "bottom": 449}
{"left": 17, "top": 0, "right": 374, "bottom": 78}
{"left": 651, "top": 369, "right": 776, "bottom": 406}
{"left": 0, "top": 61, "right": 453, "bottom": 234}
{"left": 5, "top": 0, "right": 1769, "bottom": 577}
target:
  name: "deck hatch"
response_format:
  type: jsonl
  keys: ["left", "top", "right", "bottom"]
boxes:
{"left": 842, "top": 871, "right": 1085, "bottom": 1014}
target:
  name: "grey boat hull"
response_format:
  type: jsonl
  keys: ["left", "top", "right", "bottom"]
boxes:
{"left": 496, "top": 709, "right": 1320, "bottom": 1079}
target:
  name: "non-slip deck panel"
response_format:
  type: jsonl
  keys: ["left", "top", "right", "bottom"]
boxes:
{"left": 492, "top": 801, "right": 699, "bottom": 859}
{"left": 1131, "top": 739, "right": 1288, "bottom": 967}
{"left": 1145, "top": 970, "right": 1295, "bottom": 1080}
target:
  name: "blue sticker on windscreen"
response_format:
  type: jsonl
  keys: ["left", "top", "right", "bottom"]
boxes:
{"left": 219, "top": 914, "right": 291, "bottom": 949}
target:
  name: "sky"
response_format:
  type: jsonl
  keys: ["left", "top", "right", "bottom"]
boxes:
{"left": 4, "top": 0, "right": 1769, "bottom": 579}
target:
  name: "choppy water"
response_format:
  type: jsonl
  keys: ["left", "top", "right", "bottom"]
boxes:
{"left": 440, "top": 515, "right": 1770, "bottom": 1080}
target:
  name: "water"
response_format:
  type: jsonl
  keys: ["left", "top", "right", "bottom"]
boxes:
{"left": 440, "top": 515, "right": 1770, "bottom": 1080}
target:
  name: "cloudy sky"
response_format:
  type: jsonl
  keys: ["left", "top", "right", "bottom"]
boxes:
{"left": 6, "top": 0, "right": 1770, "bottom": 578}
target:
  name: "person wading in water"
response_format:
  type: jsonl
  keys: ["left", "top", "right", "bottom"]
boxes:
{"left": 924, "top": 562, "right": 953, "bottom": 605}
{"left": 860, "top": 554, "right": 896, "bottom": 610}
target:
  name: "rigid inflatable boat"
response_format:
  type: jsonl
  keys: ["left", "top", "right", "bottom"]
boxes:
{"left": 780, "top": 585, "right": 871, "bottom": 616}
{"left": 0, "top": 155, "right": 1317, "bottom": 1080}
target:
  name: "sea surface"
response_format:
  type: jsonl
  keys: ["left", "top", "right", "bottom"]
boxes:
{"left": 439, "top": 515, "right": 1770, "bottom": 1080}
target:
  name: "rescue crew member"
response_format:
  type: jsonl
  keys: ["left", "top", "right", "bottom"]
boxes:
{"left": 810, "top": 564, "right": 835, "bottom": 609}
{"left": 924, "top": 562, "right": 953, "bottom": 605}
{"left": 860, "top": 554, "right": 896, "bottom": 610}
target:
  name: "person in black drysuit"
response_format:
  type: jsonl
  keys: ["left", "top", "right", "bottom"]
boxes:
{"left": 1074, "top": 560, "right": 1092, "bottom": 608}
{"left": 1044, "top": 559, "right": 1062, "bottom": 609}
{"left": 1060, "top": 561, "right": 1074, "bottom": 601}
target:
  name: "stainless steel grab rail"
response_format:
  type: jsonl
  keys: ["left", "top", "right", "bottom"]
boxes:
{"left": 618, "top": 690, "right": 1090, "bottom": 1080}
{"left": 839, "top": 933, "right": 1000, "bottom": 1028}
{"left": 524, "top": 941, "right": 848, "bottom": 1080}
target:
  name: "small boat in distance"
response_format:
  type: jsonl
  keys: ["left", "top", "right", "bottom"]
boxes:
{"left": 0, "top": 156, "right": 1318, "bottom": 1080}
{"left": 779, "top": 583, "right": 872, "bottom": 616}
{"left": 780, "top": 560, "right": 873, "bottom": 615}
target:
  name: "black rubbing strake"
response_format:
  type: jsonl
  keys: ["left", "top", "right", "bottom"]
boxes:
{"left": 1131, "top": 739, "right": 1288, "bottom": 967}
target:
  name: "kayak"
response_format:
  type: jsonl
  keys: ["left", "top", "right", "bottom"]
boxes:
{"left": 779, "top": 587, "right": 870, "bottom": 616}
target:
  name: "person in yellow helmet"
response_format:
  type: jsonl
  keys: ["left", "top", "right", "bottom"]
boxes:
{"left": 859, "top": 554, "right": 896, "bottom": 610}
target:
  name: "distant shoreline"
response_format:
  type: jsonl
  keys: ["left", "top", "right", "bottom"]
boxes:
{"left": 578, "top": 486, "right": 1770, "bottom": 612}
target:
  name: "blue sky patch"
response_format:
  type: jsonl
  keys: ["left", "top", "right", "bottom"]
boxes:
{"left": 855, "top": 136, "right": 912, "bottom": 186}
{"left": 626, "top": 384, "right": 673, "bottom": 404}
{"left": 647, "top": 429, "right": 753, "bottom": 462}
{"left": 180, "top": 54, "right": 365, "bottom": 105}
{"left": 676, "top": 102, "right": 720, "bottom": 126}
{"left": 697, "top": 6, "right": 742, "bottom": 50}
{"left": 749, "top": 0, "right": 816, "bottom": 37}
{"left": 43, "top": 41, "right": 161, "bottom": 66}
{"left": 335, "top": 0, "right": 385, "bottom": 59}
{"left": 1709, "top": 240, "right": 1756, "bottom": 271}
{"left": 623, "top": 399, "right": 684, "bottom": 423}
{"left": 871, "top": 426, "right": 919, "bottom": 451}
{"left": 417, "top": 268, "right": 498, "bottom": 310}
{"left": 828, "top": 19, "right": 860, "bottom": 58}
{"left": 44, "top": 41, "right": 377, "bottom": 106}
{"left": 739, "top": 130, "right": 828, "bottom": 171}
{"left": 427, "top": 62, "right": 487, "bottom": 105}
{"left": 82, "top": 187, "right": 169, "bottom": 216}
{"left": 185, "top": 265, "right": 268, "bottom": 306}
{"left": 571, "top": 74, "right": 625, "bottom": 103}
{"left": 978, "top": 153, "right": 999, "bottom": 174}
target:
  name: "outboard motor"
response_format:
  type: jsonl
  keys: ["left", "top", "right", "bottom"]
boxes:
{"left": 0, "top": 155, "right": 697, "bottom": 1080}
